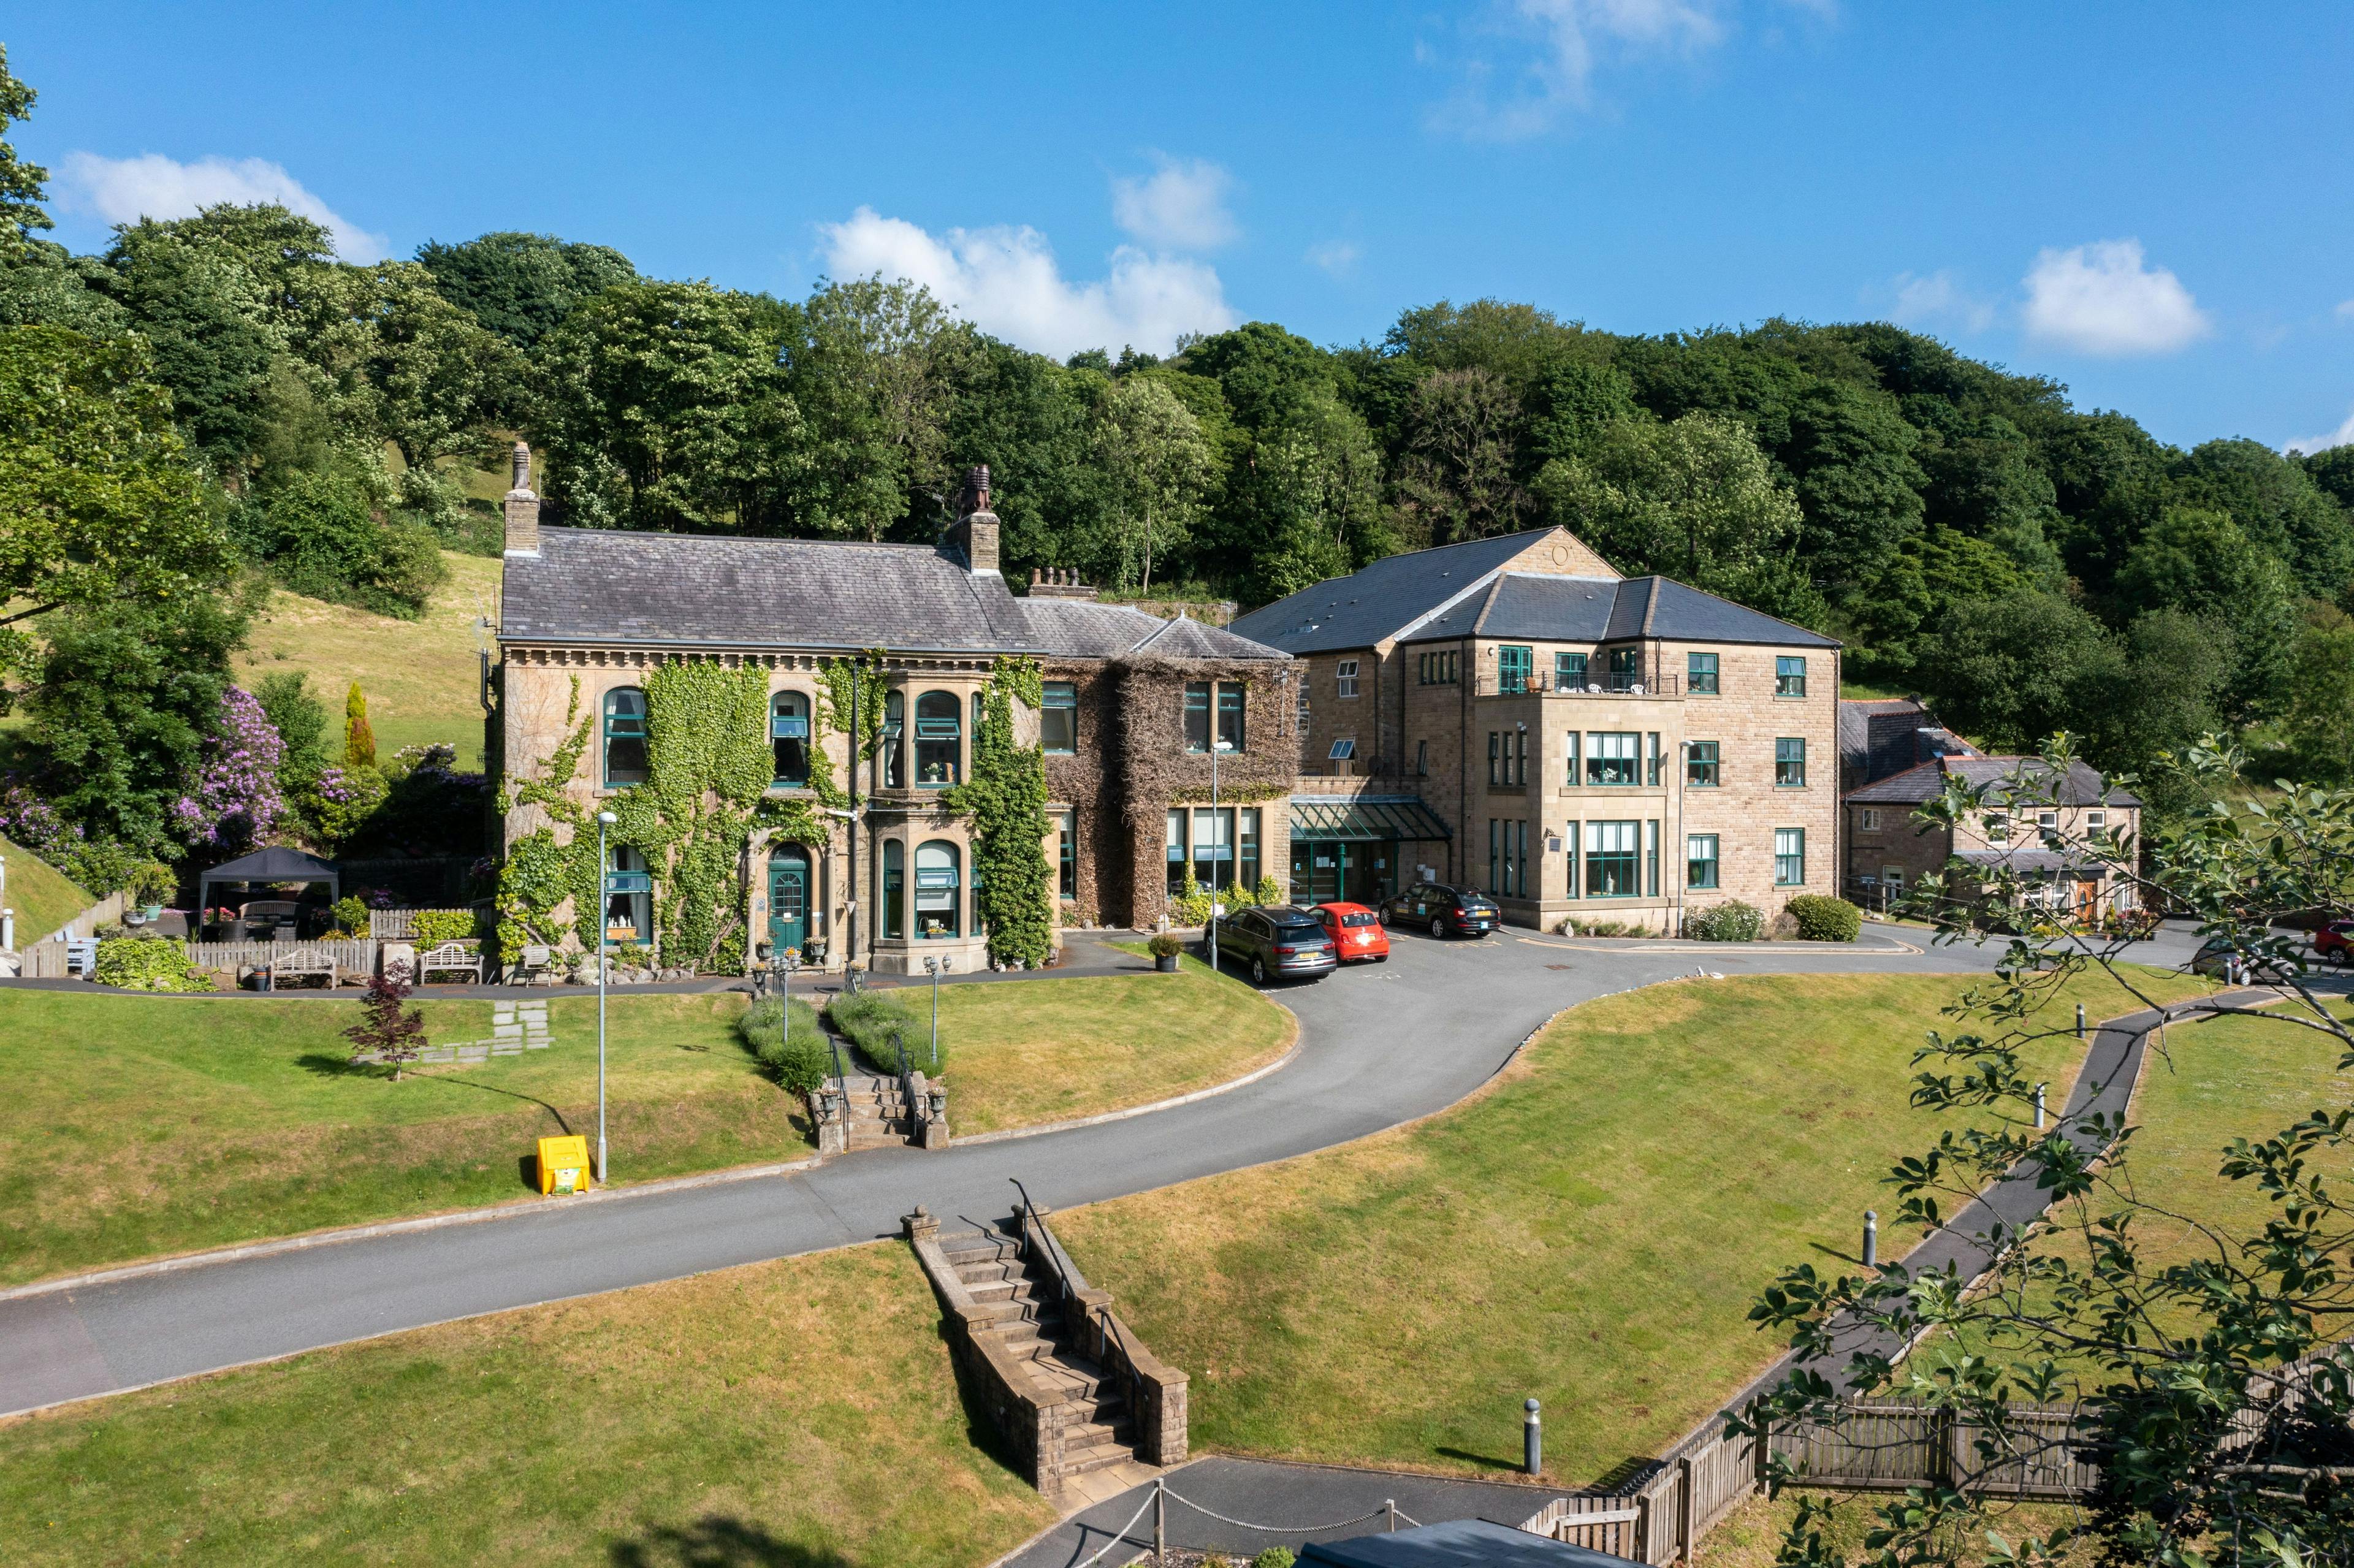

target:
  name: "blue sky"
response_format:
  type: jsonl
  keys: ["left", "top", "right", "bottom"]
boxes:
{"left": 11, "top": 2, "right": 2352, "bottom": 451}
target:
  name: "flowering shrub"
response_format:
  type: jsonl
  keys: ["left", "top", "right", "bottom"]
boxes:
{"left": 0, "top": 774, "right": 67, "bottom": 850}
{"left": 173, "top": 688, "right": 284, "bottom": 852}
{"left": 94, "top": 936, "right": 211, "bottom": 992}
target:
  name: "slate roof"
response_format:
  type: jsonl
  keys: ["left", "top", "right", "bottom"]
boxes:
{"left": 1019, "top": 598, "right": 1286, "bottom": 661}
{"left": 1838, "top": 698, "right": 1976, "bottom": 784}
{"left": 1301, "top": 1518, "right": 1629, "bottom": 1568}
{"left": 1843, "top": 756, "right": 2139, "bottom": 807}
{"left": 1401, "top": 572, "right": 1841, "bottom": 649}
{"left": 1227, "top": 530, "right": 1562, "bottom": 654}
{"left": 500, "top": 525, "right": 1287, "bottom": 661}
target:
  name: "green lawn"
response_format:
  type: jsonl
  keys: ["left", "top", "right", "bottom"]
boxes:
{"left": 0, "top": 1242, "right": 1057, "bottom": 1567}
{"left": 1053, "top": 967, "right": 2212, "bottom": 1486}
{"left": 234, "top": 549, "right": 500, "bottom": 767}
{"left": 936, "top": 950, "right": 1294, "bottom": 1134}
{"left": 0, "top": 963, "right": 1296, "bottom": 1284}
{"left": 2, "top": 834, "right": 93, "bottom": 943}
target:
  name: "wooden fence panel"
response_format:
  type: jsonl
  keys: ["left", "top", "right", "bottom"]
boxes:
{"left": 1521, "top": 1498, "right": 1644, "bottom": 1559}
{"left": 185, "top": 939, "right": 379, "bottom": 980}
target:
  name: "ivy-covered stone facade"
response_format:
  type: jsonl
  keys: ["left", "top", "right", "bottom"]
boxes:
{"left": 491, "top": 466, "right": 1295, "bottom": 974}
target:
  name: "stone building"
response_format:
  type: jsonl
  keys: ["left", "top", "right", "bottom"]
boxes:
{"left": 1229, "top": 527, "right": 1844, "bottom": 932}
{"left": 492, "top": 456, "right": 1289, "bottom": 973}
{"left": 1842, "top": 755, "right": 2142, "bottom": 920}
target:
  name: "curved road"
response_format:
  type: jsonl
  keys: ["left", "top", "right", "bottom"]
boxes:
{"left": 0, "top": 925, "right": 2000, "bottom": 1417}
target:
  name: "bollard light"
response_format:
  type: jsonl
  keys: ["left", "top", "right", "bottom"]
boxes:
{"left": 1524, "top": 1396, "right": 1542, "bottom": 1475}
{"left": 2076, "top": 1003, "right": 2086, "bottom": 1040}
{"left": 1862, "top": 1209, "right": 1879, "bottom": 1269}
{"left": 2034, "top": 1083, "right": 2047, "bottom": 1131}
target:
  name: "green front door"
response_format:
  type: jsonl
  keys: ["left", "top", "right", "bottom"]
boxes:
{"left": 768, "top": 848, "right": 810, "bottom": 959}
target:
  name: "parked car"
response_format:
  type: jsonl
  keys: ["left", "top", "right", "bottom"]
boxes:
{"left": 1378, "top": 885, "right": 1500, "bottom": 939}
{"left": 1212, "top": 905, "right": 1338, "bottom": 984}
{"left": 2313, "top": 921, "right": 2354, "bottom": 965}
{"left": 2190, "top": 938, "right": 2294, "bottom": 983}
{"left": 1313, "top": 901, "right": 1390, "bottom": 964}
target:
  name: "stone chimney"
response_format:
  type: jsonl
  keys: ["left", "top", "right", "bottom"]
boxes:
{"left": 1026, "top": 565, "right": 1100, "bottom": 602}
{"left": 947, "top": 463, "right": 1000, "bottom": 575}
{"left": 503, "top": 441, "right": 541, "bottom": 558}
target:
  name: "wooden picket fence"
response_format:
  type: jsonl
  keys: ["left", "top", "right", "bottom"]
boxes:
{"left": 185, "top": 938, "right": 381, "bottom": 982}
{"left": 15, "top": 891, "right": 130, "bottom": 976}
{"left": 1522, "top": 1397, "right": 2104, "bottom": 1562}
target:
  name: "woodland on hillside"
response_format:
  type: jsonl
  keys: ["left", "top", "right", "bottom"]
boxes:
{"left": 4, "top": 45, "right": 2353, "bottom": 889}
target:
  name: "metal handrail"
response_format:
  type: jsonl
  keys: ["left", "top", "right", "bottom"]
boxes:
{"left": 1009, "top": 1176, "right": 1134, "bottom": 1366}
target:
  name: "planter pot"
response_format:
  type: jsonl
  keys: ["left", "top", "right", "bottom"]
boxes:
{"left": 1154, "top": 954, "right": 1180, "bottom": 973}
{"left": 142, "top": 904, "right": 164, "bottom": 922}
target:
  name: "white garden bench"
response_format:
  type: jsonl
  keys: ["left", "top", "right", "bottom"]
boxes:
{"left": 416, "top": 942, "right": 484, "bottom": 985}
{"left": 267, "top": 946, "right": 338, "bottom": 991}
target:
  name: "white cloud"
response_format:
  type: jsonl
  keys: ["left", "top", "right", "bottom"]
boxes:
{"left": 2020, "top": 238, "right": 2210, "bottom": 357}
{"left": 1306, "top": 240, "right": 1361, "bottom": 276}
{"left": 1110, "top": 157, "right": 1237, "bottom": 251}
{"left": 818, "top": 207, "right": 1236, "bottom": 360}
{"left": 56, "top": 151, "right": 386, "bottom": 262}
{"left": 2336, "top": 299, "right": 2354, "bottom": 322}
{"left": 1428, "top": 0, "right": 1831, "bottom": 140}
{"left": 2285, "top": 406, "right": 2354, "bottom": 456}
{"left": 1885, "top": 268, "right": 1995, "bottom": 333}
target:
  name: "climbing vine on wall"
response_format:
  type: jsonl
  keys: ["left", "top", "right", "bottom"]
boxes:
{"left": 493, "top": 676, "right": 601, "bottom": 960}
{"left": 947, "top": 655, "right": 1053, "bottom": 967}
{"left": 813, "top": 649, "right": 888, "bottom": 807}
{"left": 606, "top": 659, "right": 774, "bottom": 974}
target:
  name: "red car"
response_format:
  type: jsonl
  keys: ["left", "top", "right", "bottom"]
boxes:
{"left": 1314, "top": 901, "right": 1390, "bottom": 964}
{"left": 2314, "top": 921, "right": 2354, "bottom": 964}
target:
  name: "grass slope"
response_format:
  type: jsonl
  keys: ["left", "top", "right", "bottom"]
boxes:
{"left": 1054, "top": 967, "right": 2210, "bottom": 1486}
{"left": 234, "top": 549, "right": 500, "bottom": 767}
{"left": 0, "top": 965, "right": 1296, "bottom": 1284}
{"left": 1, "top": 834, "right": 93, "bottom": 942}
{"left": 0, "top": 1243, "right": 1057, "bottom": 1567}
{"left": 937, "top": 952, "right": 1294, "bottom": 1135}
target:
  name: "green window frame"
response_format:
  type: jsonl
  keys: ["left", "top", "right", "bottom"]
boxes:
{"left": 1583, "top": 820, "right": 1639, "bottom": 898}
{"left": 602, "top": 687, "right": 649, "bottom": 787}
{"left": 1607, "top": 647, "right": 1641, "bottom": 692}
{"left": 1775, "top": 656, "right": 1807, "bottom": 698}
{"left": 1498, "top": 645, "right": 1532, "bottom": 693}
{"left": 1057, "top": 810, "right": 1076, "bottom": 898}
{"left": 1487, "top": 731, "right": 1501, "bottom": 786}
{"left": 1686, "top": 834, "right": 1719, "bottom": 889}
{"left": 1686, "top": 741, "right": 1719, "bottom": 787}
{"left": 1217, "top": 682, "right": 1245, "bottom": 752}
{"left": 1562, "top": 731, "right": 1581, "bottom": 787}
{"left": 770, "top": 690, "right": 810, "bottom": 786}
{"left": 1041, "top": 680, "right": 1078, "bottom": 754}
{"left": 1184, "top": 682, "right": 1211, "bottom": 752}
{"left": 1687, "top": 652, "right": 1718, "bottom": 695}
{"left": 1556, "top": 652, "right": 1588, "bottom": 690}
{"left": 1775, "top": 737, "right": 1806, "bottom": 788}
{"left": 1774, "top": 827, "right": 1805, "bottom": 887}
{"left": 1586, "top": 732, "right": 1639, "bottom": 786}
{"left": 913, "top": 691, "right": 961, "bottom": 786}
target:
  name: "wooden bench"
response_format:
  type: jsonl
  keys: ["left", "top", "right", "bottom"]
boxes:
{"left": 267, "top": 946, "right": 338, "bottom": 991}
{"left": 508, "top": 943, "right": 555, "bottom": 986}
{"left": 416, "top": 942, "right": 484, "bottom": 986}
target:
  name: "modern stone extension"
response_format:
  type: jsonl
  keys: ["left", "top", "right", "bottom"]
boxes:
{"left": 904, "top": 1203, "right": 1187, "bottom": 1499}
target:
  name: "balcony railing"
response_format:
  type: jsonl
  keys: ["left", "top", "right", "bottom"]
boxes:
{"left": 1476, "top": 672, "right": 1682, "bottom": 698}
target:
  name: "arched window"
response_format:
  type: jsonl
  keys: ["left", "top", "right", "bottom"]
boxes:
{"left": 915, "top": 691, "right": 961, "bottom": 786}
{"left": 604, "top": 845, "right": 650, "bottom": 944}
{"left": 603, "top": 688, "right": 649, "bottom": 786}
{"left": 915, "top": 840, "right": 961, "bottom": 938}
{"left": 881, "top": 839, "right": 905, "bottom": 940}
{"left": 770, "top": 691, "right": 810, "bottom": 787}
{"left": 882, "top": 690, "right": 905, "bottom": 790}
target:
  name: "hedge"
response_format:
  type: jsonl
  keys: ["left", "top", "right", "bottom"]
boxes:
{"left": 1786, "top": 894, "right": 1863, "bottom": 942}
{"left": 409, "top": 909, "right": 479, "bottom": 945}
{"left": 736, "top": 996, "right": 830, "bottom": 1096}
{"left": 93, "top": 937, "right": 211, "bottom": 992}
{"left": 825, "top": 991, "right": 949, "bottom": 1076}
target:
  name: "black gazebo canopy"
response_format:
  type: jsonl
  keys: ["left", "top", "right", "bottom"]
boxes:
{"left": 196, "top": 846, "right": 341, "bottom": 915}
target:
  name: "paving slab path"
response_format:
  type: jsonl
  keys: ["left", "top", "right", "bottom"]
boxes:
{"left": 0, "top": 924, "right": 2009, "bottom": 1418}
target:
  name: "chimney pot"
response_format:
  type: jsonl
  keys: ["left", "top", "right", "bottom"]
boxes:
{"left": 503, "top": 440, "right": 541, "bottom": 558}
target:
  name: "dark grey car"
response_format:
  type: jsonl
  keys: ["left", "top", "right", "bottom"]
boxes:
{"left": 1213, "top": 905, "right": 1338, "bottom": 984}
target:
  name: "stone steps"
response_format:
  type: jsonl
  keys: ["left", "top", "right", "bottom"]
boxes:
{"left": 940, "top": 1225, "right": 1142, "bottom": 1469}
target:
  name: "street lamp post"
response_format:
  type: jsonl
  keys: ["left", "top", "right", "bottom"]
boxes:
{"left": 1209, "top": 737, "right": 1235, "bottom": 975}
{"left": 923, "top": 954, "right": 951, "bottom": 1070}
{"left": 595, "top": 809, "right": 617, "bottom": 1183}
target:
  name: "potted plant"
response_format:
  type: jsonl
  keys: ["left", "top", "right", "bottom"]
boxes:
{"left": 131, "top": 861, "right": 176, "bottom": 923}
{"left": 1148, "top": 932, "right": 1186, "bottom": 973}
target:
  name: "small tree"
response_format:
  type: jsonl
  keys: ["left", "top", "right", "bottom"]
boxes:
{"left": 344, "top": 680, "right": 376, "bottom": 770}
{"left": 344, "top": 966, "right": 427, "bottom": 1079}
